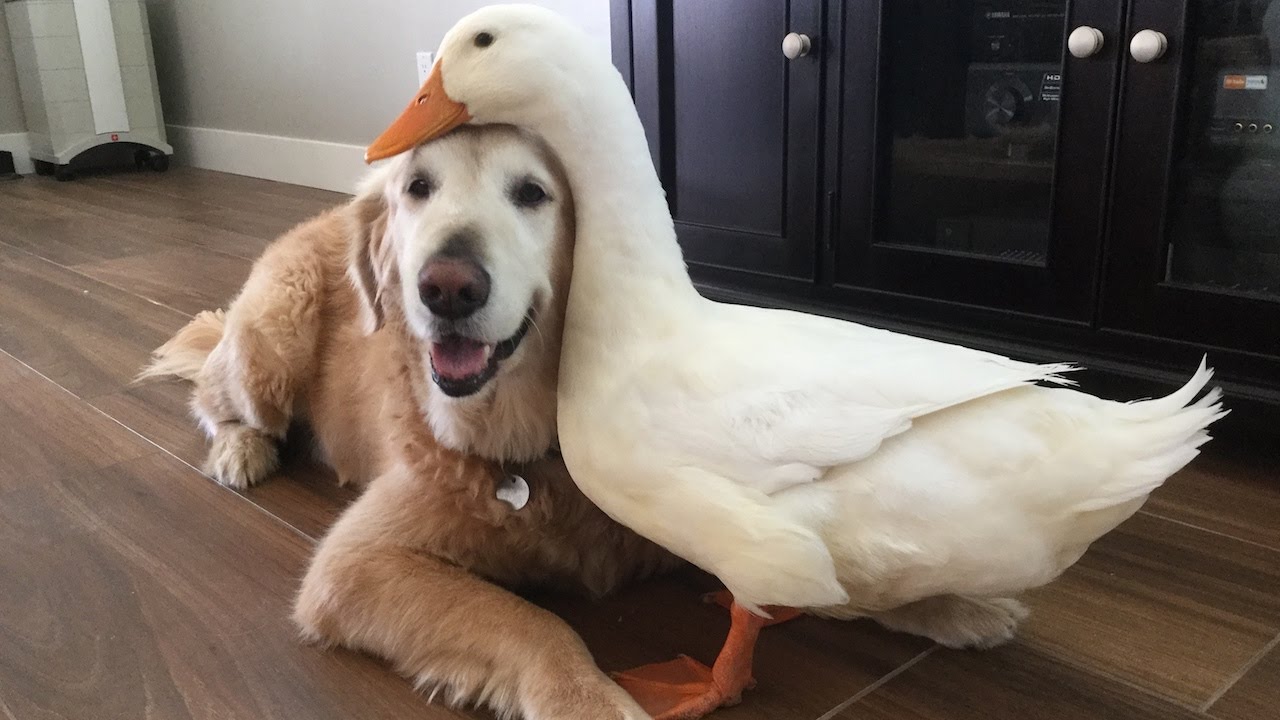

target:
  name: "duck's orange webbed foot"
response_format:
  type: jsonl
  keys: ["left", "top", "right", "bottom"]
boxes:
{"left": 613, "top": 602, "right": 776, "bottom": 720}
{"left": 613, "top": 655, "right": 743, "bottom": 720}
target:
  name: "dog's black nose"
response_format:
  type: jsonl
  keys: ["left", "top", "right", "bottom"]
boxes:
{"left": 418, "top": 256, "right": 491, "bottom": 319}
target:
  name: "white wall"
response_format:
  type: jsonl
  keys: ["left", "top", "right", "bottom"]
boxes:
{"left": 143, "top": 0, "right": 611, "bottom": 191}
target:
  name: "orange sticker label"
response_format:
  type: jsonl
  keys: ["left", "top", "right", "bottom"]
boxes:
{"left": 1224, "top": 75, "right": 1269, "bottom": 90}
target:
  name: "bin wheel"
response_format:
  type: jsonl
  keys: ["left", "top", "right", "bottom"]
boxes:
{"left": 136, "top": 148, "right": 169, "bottom": 172}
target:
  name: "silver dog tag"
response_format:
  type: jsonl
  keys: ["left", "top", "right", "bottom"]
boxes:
{"left": 496, "top": 473, "right": 530, "bottom": 511}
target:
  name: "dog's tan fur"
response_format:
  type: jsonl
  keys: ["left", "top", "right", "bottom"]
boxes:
{"left": 143, "top": 126, "right": 675, "bottom": 720}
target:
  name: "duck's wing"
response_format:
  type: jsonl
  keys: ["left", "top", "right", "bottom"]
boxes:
{"left": 640, "top": 304, "right": 1075, "bottom": 496}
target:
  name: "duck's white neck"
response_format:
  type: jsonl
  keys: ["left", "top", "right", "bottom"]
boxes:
{"left": 518, "top": 60, "right": 699, "bottom": 345}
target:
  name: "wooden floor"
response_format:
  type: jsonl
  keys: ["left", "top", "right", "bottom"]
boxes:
{"left": 1, "top": 167, "right": 1278, "bottom": 720}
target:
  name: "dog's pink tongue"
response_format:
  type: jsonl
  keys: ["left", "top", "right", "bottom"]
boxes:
{"left": 431, "top": 337, "right": 490, "bottom": 379}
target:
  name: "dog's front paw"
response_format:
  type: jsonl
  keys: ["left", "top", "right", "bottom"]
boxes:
{"left": 589, "top": 680, "right": 652, "bottom": 720}
{"left": 204, "top": 424, "right": 279, "bottom": 489}
{"left": 292, "top": 570, "right": 343, "bottom": 649}
{"left": 527, "top": 672, "right": 652, "bottom": 720}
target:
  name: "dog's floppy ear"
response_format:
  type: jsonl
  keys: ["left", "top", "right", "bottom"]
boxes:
{"left": 346, "top": 190, "right": 395, "bottom": 334}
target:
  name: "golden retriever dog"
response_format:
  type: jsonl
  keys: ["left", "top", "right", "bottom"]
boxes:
{"left": 142, "top": 125, "right": 676, "bottom": 720}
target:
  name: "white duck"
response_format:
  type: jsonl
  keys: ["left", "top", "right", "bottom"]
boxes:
{"left": 365, "top": 6, "right": 1228, "bottom": 719}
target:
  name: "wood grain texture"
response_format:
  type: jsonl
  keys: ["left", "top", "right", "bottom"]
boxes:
{"left": 1019, "top": 511, "right": 1280, "bottom": 706}
{"left": 74, "top": 246, "right": 253, "bottom": 315}
{"left": 1145, "top": 442, "right": 1280, "bottom": 552}
{"left": 537, "top": 568, "right": 934, "bottom": 720}
{"left": 0, "top": 348, "right": 40, "bottom": 387}
{"left": 102, "top": 166, "right": 347, "bottom": 218}
{"left": 0, "top": 190, "right": 178, "bottom": 266}
{"left": 2, "top": 167, "right": 1278, "bottom": 720}
{"left": 0, "top": 244, "right": 188, "bottom": 398}
{"left": 0, "top": 351, "right": 152, "bottom": 485}
{"left": 180, "top": 205, "right": 314, "bottom": 244}
{"left": 90, "top": 379, "right": 212, "bottom": 468}
{"left": 88, "top": 379, "right": 359, "bottom": 539}
{"left": 831, "top": 643, "right": 1205, "bottom": 720}
{"left": 0, "top": 357, "right": 462, "bottom": 720}
{"left": 0, "top": 168, "right": 327, "bottom": 267}
{"left": 1210, "top": 635, "right": 1280, "bottom": 719}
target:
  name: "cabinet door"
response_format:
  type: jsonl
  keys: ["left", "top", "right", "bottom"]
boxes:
{"left": 834, "top": 0, "right": 1122, "bottom": 319}
{"left": 627, "top": 0, "right": 823, "bottom": 280}
{"left": 1102, "top": 0, "right": 1280, "bottom": 362}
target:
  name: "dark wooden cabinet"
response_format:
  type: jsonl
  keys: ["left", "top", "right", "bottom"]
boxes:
{"left": 834, "top": 0, "right": 1123, "bottom": 320}
{"left": 1103, "top": 0, "right": 1280, "bottom": 365}
{"left": 612, "top": 0, "right": 1280, "bottom": 404}
{"left": 627, "top": 0, "right": 823, "bottom": 280}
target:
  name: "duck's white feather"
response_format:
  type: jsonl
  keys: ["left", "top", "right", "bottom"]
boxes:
{"left": 808, "top": 361, "right": 1225, "bottom": 614}
{"left": 641, "top": 303, "right": 1076, "bottom": 496}
{"left": 587, "top": 303, "right": 1224, "bottom": 612}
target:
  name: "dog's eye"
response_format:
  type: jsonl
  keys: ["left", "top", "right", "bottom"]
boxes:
{"left": 513, "top": 181, "right": 548, "bottom": 208}
{"left": 406, "top": 178, "right": 433, "bottom": 200}
{"left": 475, "top": 32, "right": 494, "bottom": 48}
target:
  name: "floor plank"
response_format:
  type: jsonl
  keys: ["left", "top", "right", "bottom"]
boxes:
{"left": 90, "top": 379, "right": 211, "bottom": 468}
{"left": 0, "top": 213, "right": 354, "bottom": 544}
{"left": 103, "top": 167, "right": 347, "bottom": 217}
{"left": 180, "top": 205, "right": 312, "bottom": 243}
{"left": 0, "top": 244, "right": 187, "bottom": 398}
{"left": 1, "top": 176, "right": 275, "bottom": 264}
{"left": 0, "top": 351, "right": 152, "bottom": 485}
{"left": 1210, "top": 635, "right": 1280, "bottom": 719}
{"left": 1019, "top": 512, "right": 1280, "bottom": 707}
{"left": 1146, "top": 443, "right": 1280, "bottom": 552}
{"left": 0, "top": 357, "right": 464, "bottom": 720}
{"left": 74, "top": 247, "right": 252, "bottom": 315}
{"left": 0, "top": 190, "right": 177, "bottom": 266}
{"left": 5, "top": 166, "right": 1279, "bottom": 720}
{"left": 537, "top": 569, "right": 934, "bottom": 720}
{"left": 830, "top": 643, "right": 1205, "bottom": 720}
{"left": 0, "top": 347, "right": 39, "bottom": 386}
{"left": 89, "top": 377, "right": 359, "bottom": 539}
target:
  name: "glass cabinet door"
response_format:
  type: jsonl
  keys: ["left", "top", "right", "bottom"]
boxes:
{"left": 835, "top": 0, "right": 1124, "bottom": 319}
{"left": 1103, "top": 0, "right": 1280, "bottom": 360}
{"left": 879, "top": 2, "right": 1066, "bottom": 265}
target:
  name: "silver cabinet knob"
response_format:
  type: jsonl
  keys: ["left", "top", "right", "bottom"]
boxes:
{"left": 1068, "top": 26, "right": 1105, "bottom": 58}
{"left": 782, "top": 32, "right": 811, "bottom": 60}
{"left": 1130, "top": 29, "right": 1169, "bottom": 63}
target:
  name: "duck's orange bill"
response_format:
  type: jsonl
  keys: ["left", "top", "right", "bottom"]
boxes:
{"left": 365, "top": 63, "right": 470, "bottom": 163}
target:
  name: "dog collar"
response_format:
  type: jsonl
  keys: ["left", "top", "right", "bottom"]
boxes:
{"left": 495, "top": 446, "right": 559, "bottom": 511}
{"left": 496, "top": 472, "right": 530, "bottom": 510}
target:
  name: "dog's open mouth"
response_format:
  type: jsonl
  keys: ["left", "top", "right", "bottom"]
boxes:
{"left": 429, "top": 313, "right": 534, "bottom": 398}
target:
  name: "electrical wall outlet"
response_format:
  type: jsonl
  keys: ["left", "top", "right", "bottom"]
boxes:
{"left": 417, "top": 51, "right": 435, "bottom": 85}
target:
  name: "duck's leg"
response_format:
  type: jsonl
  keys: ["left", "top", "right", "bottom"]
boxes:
{"left": 703, "top": 590, "right": 803, "bottom": 627}
{"left": 614, "top": 602, "right": 774, "bottom": 720}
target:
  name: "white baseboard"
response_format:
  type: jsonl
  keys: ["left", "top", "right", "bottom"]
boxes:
{"left": 0, "top": 132, "right": 34, "bottom": 175}
{"left": 166, "top": 124, "right": 369, "bottom": 194}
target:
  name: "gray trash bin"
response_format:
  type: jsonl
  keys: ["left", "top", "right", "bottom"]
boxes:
{"left": 5, "top": 0, "right": 171, "bottom": 179}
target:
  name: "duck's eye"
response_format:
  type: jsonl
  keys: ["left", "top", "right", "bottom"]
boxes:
{"left": 512, "top": 180, "right": 549, "bottom": 208}
{"left": 406, "top": 177, "right": 433, "bottom": 199}
{"left": 475, "top": 32, "right": 494, "bottom": 48}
